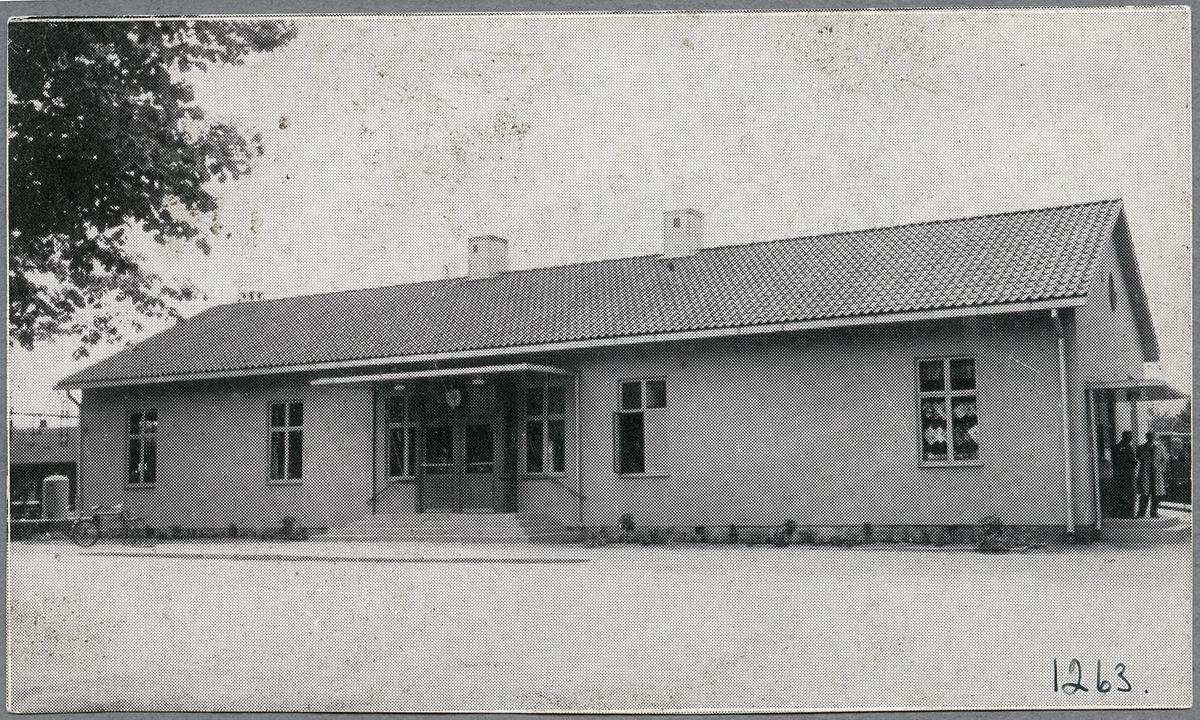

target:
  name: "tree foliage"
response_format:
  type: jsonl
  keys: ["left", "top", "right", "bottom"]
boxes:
{"left": 9, "top": 19, "right": 296, "bottom": 356}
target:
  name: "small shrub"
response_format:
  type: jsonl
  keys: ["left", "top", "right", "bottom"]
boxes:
{"left": 584, "top": 528, "right": 609, "bottom": 547}
{"left": 931, "top": 526, "right": 949, "bottom": 547}
{"left": 861, "top": 522, "right": 874, "bottom": 542}
{"left": 771, "top": 529, "right": 791, "bottom": 547}
{"left": 795, "top": 529, "right": 815, "bottom": 545}
{"left": 619, "top": 514, "right": 635, "bottom": 541}
{"left": 694, "top": 526, "right": 710, "bottom": 543}
{"left": 783, "top": 519, "right": 797, "bottom": 539}
{"left": 228, "top": 523, "right": 239, "bottom": 539}
{"left": 976, "top": 515, "right": 1010, "bottom": 553}
{"left": 728, "top": 526, "right": 739, "bottom": 544}
{"left": 168, "top": 525, "right": 182, "bottom": 539}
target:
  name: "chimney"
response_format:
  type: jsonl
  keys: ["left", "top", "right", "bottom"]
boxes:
{"left": 663, "top": 209, "right": 703, "bottom": 258}
{"left": 467, "top": 235, "right": 509, "bottom": 280}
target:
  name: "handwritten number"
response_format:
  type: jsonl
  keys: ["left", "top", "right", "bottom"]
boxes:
{"left": 1055, "top": 660, "right": 1132, "bottom": 695}
{"left": 1061, "top": 659, "right": 1087, "bottom": 694}
{"left": 1115, "top": 663, "right": 1131, "bottom": 692}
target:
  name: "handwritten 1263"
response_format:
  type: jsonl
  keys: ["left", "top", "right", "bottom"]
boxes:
{"left": 1053, "top": 659, "right": 1136, "bottom": 695}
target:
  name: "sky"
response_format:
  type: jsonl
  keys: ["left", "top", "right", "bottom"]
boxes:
{"left": 8, "top": 8, "right": 1192, "bottom": 422}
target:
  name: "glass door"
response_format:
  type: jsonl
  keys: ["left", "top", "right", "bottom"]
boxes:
{"left": 422, "top": 423, "right": 457, "bottom": 511}
{"left": 417, "top": 382, "right": 501, "bottom": 512}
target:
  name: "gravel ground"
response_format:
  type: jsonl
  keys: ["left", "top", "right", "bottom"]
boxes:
{"left": 7, "top": 536, "right": 1192, "bottom": 713}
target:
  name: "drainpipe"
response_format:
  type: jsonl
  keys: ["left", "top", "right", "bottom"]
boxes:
{"left": 370, "top": 385, "right": 378, "bottom": 515}
{"left": 63, "top": 390, "right": 82, "bottom": 514}
{"left": 574, "top": 373, "right": 585, "bottom": 543}
{"left": 1051, "top": 309, "right": 1075, "bottom": 537}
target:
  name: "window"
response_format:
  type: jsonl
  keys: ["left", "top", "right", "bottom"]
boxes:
{"left": 424, "top": 426, "right": 454, "bottom": 475}
{"left": 615, "top": 379, "right": 665, "bottom": 474}
{"left": 271, "top": 402, "right": 303, "bottom": 481}
{"left": 467, "top": 424, "right": 495, "bottom": 474}
{"left": 525, "top": 383, "right": 566, "bottom": 473}
{"left": 1108, "top": 272, "right": 1118, "bottom": 313}
{"left": 387, "top": 396, "right": 417, "bottom": 479}
{"left": 127, "top": 411, "right": 157, "bottom": 485}
{"left": 918, "top": 359, "right": 978, "bottom": 463}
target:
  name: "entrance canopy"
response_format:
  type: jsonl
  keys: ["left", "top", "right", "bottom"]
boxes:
{"left": 1089, "top": 379, "right": 1190, "bottom": 402}
{"left": 311, "top": 362, "right": 574, "bottom": 386}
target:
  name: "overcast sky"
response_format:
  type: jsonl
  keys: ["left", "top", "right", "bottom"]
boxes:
{"left": 9, "top": 8, "right": 1191, "bottom": 421}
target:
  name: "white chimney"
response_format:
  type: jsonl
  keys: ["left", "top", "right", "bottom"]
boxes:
{"left": 663, "top": 209, "right": 703, "bottom": 258}
{"left": 467, "top": 235, "right": 509, "bottom": 280}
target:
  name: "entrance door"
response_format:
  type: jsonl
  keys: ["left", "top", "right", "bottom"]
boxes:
{"left": 422, "top": 423, "right": 457, "bottom": 511}
{"left": 418, "top": 383, "right": 500, "bottom": 513}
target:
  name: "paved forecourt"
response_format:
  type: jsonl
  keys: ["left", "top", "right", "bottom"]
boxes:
{"left": 7, "top": 537, "right": 1192, "bottom": 712}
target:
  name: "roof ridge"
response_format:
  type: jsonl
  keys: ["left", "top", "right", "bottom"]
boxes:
{"left": 177, "top": 199, "right": 1124, "bottom": 319}
{"left": 714, "top": 199, "right": 1124, "bottom": 253}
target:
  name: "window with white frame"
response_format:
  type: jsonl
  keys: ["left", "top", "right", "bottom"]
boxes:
{"left": 525, "top": 383, "right": 566, "bottom": 474}
{"left": 615, "top": 379, "right": 665, "bottom": 474}
{"left": 270, "top": 402, "right": 303, "bottom": 481}
{"left": 387, "top": 395, "right": 417, "bottom": 480}
{"left": 918, "top": 359, "right": 978, "bottom": 463}
{"left": 127, "top": 410, "right": 158, "bottom": 485}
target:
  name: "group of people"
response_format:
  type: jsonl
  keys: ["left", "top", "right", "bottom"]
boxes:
{"left": 1107, "top": 430, "right": 1169, "bottom": 519}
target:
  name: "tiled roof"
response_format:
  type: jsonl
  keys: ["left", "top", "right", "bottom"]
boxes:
{"left": 60, "top": 199, "right": 1144, "bottom": 387}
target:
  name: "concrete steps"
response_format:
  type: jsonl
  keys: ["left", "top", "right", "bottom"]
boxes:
{"left": 317, "top": 513, "right": 580, "bottom": 543}
{"left": 319, "top": 513, "right": 527, "bottom": 542}
{"left": 1100, "top": 516, "right": 1191, "bottom": 543}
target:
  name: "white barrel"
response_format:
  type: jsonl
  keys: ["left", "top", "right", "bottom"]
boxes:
{"left": 41, "top": 475, "right": 70, "bottom": 519}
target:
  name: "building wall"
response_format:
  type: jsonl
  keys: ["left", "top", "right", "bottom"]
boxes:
{"left": 572, "top": 312, "right": 1071, "bottom": 528}
{"left": 77, "top": 299, "right": 1143, "bottom": 531}
{"left": 79, "top": 377, "right": 377, "bottom": 530}
{"left": 1064, "top": 223, "right": 1151, "bottom": 526}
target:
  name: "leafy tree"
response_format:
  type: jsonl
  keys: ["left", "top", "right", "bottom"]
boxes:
{"left": 9, "top": 19, "right": 296, "bottom": 356}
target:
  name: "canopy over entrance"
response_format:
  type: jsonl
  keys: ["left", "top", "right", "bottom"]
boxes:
{"left": 311, "top": 363, "right": 574, "bottom": 386}
{"left": 1089, "top": 379, "right": 1190, "bottom": 402}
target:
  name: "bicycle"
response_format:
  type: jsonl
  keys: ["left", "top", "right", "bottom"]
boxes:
{"left": 69, "top": 503, "right": 150, "bottom": 548}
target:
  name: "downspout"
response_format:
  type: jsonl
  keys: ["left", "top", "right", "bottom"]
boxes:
{"left": 574, "top": 373, "right": 585, "bottom": 543}
{"left": 64, "top": 390, "right": 83, "bottom": 513}
{"left": 1086, "top": 385, "right": 1102, "bottom": 530}
{"left": 1051, "top": 309, "right": 1076, "bottom": 537}
{"left": 370, "top": 385, "right": 378, "bottom": 515}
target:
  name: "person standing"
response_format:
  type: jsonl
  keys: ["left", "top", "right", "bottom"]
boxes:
{"left": 1136, "top": 431, "right": 1168, "bottom": 518}
{"left": 1112, "top": 431, "right": 1138, "bottom": 519}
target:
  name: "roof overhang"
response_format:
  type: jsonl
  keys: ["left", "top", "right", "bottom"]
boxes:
{"left": 1089, "top": 380, "right": 1190, "bottom": 402}
{"left": 311, "top": 363, "right": 574, "bottom": 386}
{"left": 57, "top": 295, "right": 1084, "bottom": 390}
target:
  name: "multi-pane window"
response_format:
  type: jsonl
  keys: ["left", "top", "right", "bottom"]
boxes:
{"left": 387, "top": 396, "right": 417, "bottom": 479}
{"left": 525, "top": 384, "right": 565, "bottom": 473}
{"left": 919, "top": 359, "right": 978, "bottom": 463}
{"left": 615, "top": 379, "right": 665, "bottom": 474}
{"left": 270, "top": 402, "right": 303, "bottom": 481}
{"left": 127, "top": 411, "right": 158, "bottom": 484}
